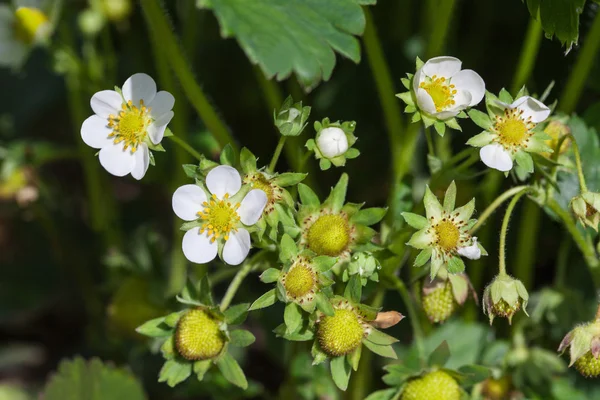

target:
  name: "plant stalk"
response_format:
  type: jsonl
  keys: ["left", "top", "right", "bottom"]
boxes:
{"left": 498, "top": 191, "right": 528, "bottom": 276}
{"left": 470, "top": 186, "right": 530, "bottom": 234}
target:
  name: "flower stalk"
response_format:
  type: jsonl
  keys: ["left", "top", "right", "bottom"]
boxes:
{"left": 470, "top": 186, "right": 530, "bottom": 234}
{"left": 498, "top": 190, "right": 528, "bottom": 276}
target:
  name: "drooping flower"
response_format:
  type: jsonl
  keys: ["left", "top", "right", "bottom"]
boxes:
{"left": 467, "top": 91, "right": 552, "bottom": 173}
{"left": 81, "top": 73, "right": 174, "bottom": 180}
{"left": 306, "top": 118, "right": 359, "bottom": 170}
{"left": 482, "top": 274, "right": 529, "bottom": 324}
{"left": 558, "top": 318, "right": 600, "bottom": 377}
{"left": 571, "top": 192, "right": 600, "bottom": 231}
{"left": 172, "top": 165, "right": 267, "bottom": 266}
{"left": 0, "top": 1, "right": 52, "bottom": 69}
{"left": 403, "top": 181, "right": 487, "bottom": 280}
{"left": 397, "top": 56, "right": 485, "bottom": 134}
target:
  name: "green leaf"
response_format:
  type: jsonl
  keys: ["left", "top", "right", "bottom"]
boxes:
{"left": 525, "top": 0, "right": 585, "bottom": 50}
{"left": 229, "top": 329, "right": 256, "bottom": 347}
{"left": 158, "top": 359, "right": 192, "bottom": 388}
{"left": 43, "top": 357, "right": 146, "bottom": 400}
{"left": 467, "top": 109, "right": 493, "bottom": 130}
{"left": 219, "top": 143, "right": 236, "bottom": 166}
{"left": 249, "top": 289, "right": 277, "bottom": 310}
{"left": 239, "top": 147, "right": 257, "bottom": 173}
{"left": 323, "top": 173, "right": 348, "bottom": 212}
{"left": 350, "top": 207, "right": 387, "bottom": 226}
{"left": 224, "top": 303, "right": 250, "bottom": 325}
{"left": 200, "top": 0, "right": 376, "bottom": 90}
{"left": 216, "top": 352, "right": 248, "bottom": 389}
{"left": 344, "top": 275, "right": 362, "bottom": 303}
{"left": 382, "top": 364, "right": 418, "bottom": 386}
{"left": 260, "top": 268, "right": 281, "bottom": 283}
{"left": 298, "top": 183, "right": 321, "bottom": 208}
{"left": 272, "top": 172, "right": 307, "bottom": 187}
{"left": 401, "top": 212, "right": 428, "bottom": 229}
{"left": 279, "top": 233, "right": 298, "bottom": 263}
{"left": 284, "top": 302, "right": 303, "bottom": 333}
{"left": 429, "top": 340, "right": 451, "bottom": 367}
{"left": 330, "top": 355, "right": 352, "bottom": 391}
{"left": 136, "top": 317, "right": 173, "bottom": 337}
{"left": 365, "top": 389, "right": 400, "bottom": 400}
{"left": 363, "top": 340, "right": 397, "bottom": 359}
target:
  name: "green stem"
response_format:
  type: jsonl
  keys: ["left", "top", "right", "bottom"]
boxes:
{"left": 140, "top": 0, "right": 235, "bottom": 150}
{"left": 425, "top": 128, "right": 435, "bottom": 156}
{"left": 510, "top": 17, "right": 543, "bottom": 94}
{"left": 559, "top": 11, "right": 600, "bottom": 114}
{"left": 268, "top": 136, "right": 287, "bottom": 174}
{"left": 547, "top": 198, "right": 600, "bottom": 286}
{"left": 554, "top": 234, "right": 571, "bottom": 289}
{"left": 513, "top": 200, "right": 541, "bottom": 288}
{"left": 389, "top": 275, "right": 425, "bottom": 360}
{"left": 425, "top": 0, "right": 457, "bottom": 58}
{"left": 168, "top": 135, "right": 203, "bottom": 162}
{"left": 220, "top": 261, "right": 254, "bottom": 312}
{"left": 499, "top": 191, "right": 528, "bottom": 276}
{"left": 570, "top": 134, "right": 588, "bottom": 192}
{"left": 470, "top": 186, "right": 530, "bottom": 234}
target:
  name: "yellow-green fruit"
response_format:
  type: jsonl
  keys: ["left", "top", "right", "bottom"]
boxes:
{"left": 317, "top": 309, "right": 364, "bottom": 356}
{"left": 284, "top": 263, "right": 315, "bottom": 299}
{"left": 482, "top": 376, "right": 512, "bottom": 400}
{"left": 306, "top": 214, "right": 350, "bottom": 256}
{"left": 402, "top": 370, "right": 461, "bottom": 400}
{"left": 175, "top": 308, "right": 225, "bottom": 360}
{"left": 492, "top": 299, "right": 521, "bottom": 319}
{"left": 575, "top": 351, "right": 600, "bottom": 377}
{"left": 422, "top": 282, "right": 457, "bottom": 323}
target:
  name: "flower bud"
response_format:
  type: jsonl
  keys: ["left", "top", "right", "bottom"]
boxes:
{"left": 483, "top": 275, "right": 529, "bottom": 324}
{"left": 558, "top": 320, "right": 600, "bottom": 377}
{"left": 274, "top": 96, "right": 311, "bottom": 137}
{"left": 175, "top": 308, "right": 226, "bottom": 360}
{"left": 13, "top": 7, "right": 50, "bottom": 45}
{"left": 316, "top": 127, "right": 349, "bottom": 158}
{"left": 571, "top": 192, "right": 600, "bottom": 231}
{"left": 346, "top": 252, "right": 380, "bottom": 283}
{"left": 542, "top": 120, "right": 571, "bottom": 157}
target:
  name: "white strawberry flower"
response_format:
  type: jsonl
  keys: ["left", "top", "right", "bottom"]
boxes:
{"left": 80, "top": 73, "right": 174, "bottom": 180}
{"left": 413, "top": 56, "right": 485, "bottom": 120}
{"left": 172, "top": 165, "right": 268, "bottom": 266}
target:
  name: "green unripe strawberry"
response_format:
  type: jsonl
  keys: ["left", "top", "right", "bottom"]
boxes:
{"left": 575, "top": 351, "right": 600, "bottom": 377}
{"left": 422, "top": 281, "right": 457, "bottom": 323}
{"left": 402, "top": 370, "right": 461, "bottom": 400}
{"left": 175, "top": 308, "right": 225, "bottom": 360}
{"left": 317, "top": 308, "right": 364, "bottom": 356}
{"left": 492, "top": 299, "right": 521, "bottom": 319}
{"left": 306, "top": 214, "right": 350, "bottom": 256}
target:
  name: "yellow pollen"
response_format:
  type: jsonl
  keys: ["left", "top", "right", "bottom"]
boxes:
{"left": 107, "top": 99, "right": 151, "bottom": 153}
{"left": 306, "top": 214, "right": 350, "bottom": 256}
{"left": 198, "top": 196, "right": 240, "bottom": 242}
{"left": 13, "top": 7, "right": 49, "bottom": 45}
{"left": 494, "top": 108, "right": 535, "bottom": 150}
{"left": 419, "top": 75, "right": 456, "bottom": 112}
{"left": 284, "top": 262, "right": 316, "bottom": 299}
{"left": 434, "top": 220, "right": 460, "bottom": 251}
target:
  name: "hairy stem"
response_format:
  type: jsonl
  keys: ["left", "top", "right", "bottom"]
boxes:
{"left": 499, "top": 191, "right": 528, "bottom": 276}
{"left": 220, "top": 261, "right": 254, "bottom": 312}
{"left": 168, "top": 135, "right": 204, "bottom": 162}
{"left": 268, "top": 136, "right": 287, "bottom": 174}
{"left": 559, "top": 10, "right": 600, "bottom": 114}
{"left": 569, "top": 134, "right": 588, "bottom": 192}
{"left": 140, "top": 0, "right": 235, "bottom": 150}
{"left": 470, "top": 186, "right": 530, "bottom": 234}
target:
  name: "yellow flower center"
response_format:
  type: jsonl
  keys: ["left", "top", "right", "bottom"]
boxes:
{"left": 419, "top": 75, "right": 457, "bottom": 112}
{"left": 494, "top": 108, "right": 534, "bottom": 150}
{"left": 306, "top": 214, "right": 350, "bottom": 256}
{"left": 317, "top": 308, "right": 364, "bottom": 356}
{"left": 284, "top": 262, "right": 315, "bottom": 299}
{"left": 434, "top": 220, "right": 460, "bottom": 251}
{"left": 108, "top": 100, "right": 152, "bottom": 152}
{"left": 543, "top": 120, "right": 571, "bottom": 157}
{"left": 175, "top": 308, "right": 225, "bottom": 361}
{"left": 245, "top": 173, "right": 275, "bottom": 202}
{"left": 198, "top": 194, "right": 240, "bottom": 242}
{"left": 13, "top": 7, "right": 48, "bottom": 45}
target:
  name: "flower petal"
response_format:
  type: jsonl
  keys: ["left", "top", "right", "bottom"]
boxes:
{"left": 147, "top": 111, "right": 173, "bottom": 144}
{"left": 480, "top": 144, "right": 513, "bottom": 172}
{"left": 514, "top": 96, "right": 551, "bottom": 123}
{"left": 450, "top": 70, "right": 485, "bottom": 106}
{"left": 131, "top": 144, "right": 150, "bottom": 180}
{"left": 206, "top": 165, "right": 241, "bottom": 199}
{"left": 172, "top": 184, "right": 207, "bottom": 221}
{"left": 238, "top": 189, "right": 268, "bottom": 225}
{"left": 122, "top": 73, "right": 157, "bottom": 105}
{"left": 407, "top": 228, "right": 434, "bottom": 249}
{"left": 98, "top": 143, "right": 136, "bottom": 177}
{"left": 182, "top": 227, "right": 218, "bottom": 264}
{"left": 457, "top": 238, "right": 481, "bottom": 260}
{"left": 90, "top": 90, "right": 122, "bottom": 118}
{"left": 416, "top": 88, "right": 437, "bottom": 114}
{"left": 149, "top": 91, "right": 175, "bottom": 118}
{"left": 223, "top": 228, "right": 251, "bottom": 265}
{"left": 422, "top": 56, "right": 462, "bottom": 78}
{"left": 81, "top": 115, "right": 112, "bottom": 149}
{"left": 413, "top": 67, "right": 425, "bottom": 93}
{"left": 423, "top": 185, "right": 443, "bottom": 220}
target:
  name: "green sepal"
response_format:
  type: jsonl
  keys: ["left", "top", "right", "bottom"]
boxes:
{"left": 229, "top": 329, "right": 256, "bottom": 347}
{"left": 164, "top": 312, "right": 183, "bottom": 328}
{"left": 323, "top": 173, "right": 348, "bottom": 212}
{"left": 136, "top": 317, "right": 173, "bottom": 337}
{"left": 443, "top": 181, "right": 456, "bottom": 212}
{"left": 319, "top": 158, "right": 332, "bottom": 170}
{"left": 351, "top": 207, "right": 387, "bottom": 226}
{"left": 216, "top": 352, "right": 248, "bottom": 389}
{"left": 401, "top": 212, "right": 428, "bottom": 229}
{"left": 446, "top": 256, "right": 466, "bottom": 274}
{"left": 363, "top": 340, "right": 397, "bottom": 359}
{"left": 428, "top": 340, "right": 451, "bottom": 367}
{"left": 279, "top": 233, "right": 298, "bottom": 263}
{"left": 284, "top": 302, "right": 303, "bottom": 334}
{"left": 239, "top": 147, "right": 257, "bottom": 174}
{"left": 445, "top": 117, "right": 462, "bottom": 131}
{"left": 298, "top": 183, "right": 320, "bottom": 209}
{"left": 466, "top": 131, "right": 495, "bottom": 147}
{"left": 311, "top": 340, "right": 328, "bottom": 365}
{"left": 515, "top": 150, "right": 534, "bottom": 173}
{"left": 347, "top": 345, "right": 362, "bottom": 371}
{"left": 330, "top": 355, "right": 352, "bottom": 391}
{"left": 344, "top": 275, "right": 362, "bottom": 303}
{"left": 193, "top": 360, "right": 212, "bottom": 381}
{"left": 224, "top": 303, "right": 250, "bottom": 325}
{"left": 219, "top": 143, "right": 236, "bottom": 166}
{"left": 313, "top": 256, "right": 338, "bottom": 272}
{"left": 316, "top": 292, "right": 335, "bottom": 316}
{"left": 272, "top": 172, "right": 307, "bottom": 187}
{"left": 433, "top": 121, "right": 446, "bottom": 137}
{"left": 396, "top": 91, "right": 414, "bottom": 106}
{"left": 498, "top": 88, "right": 513, "bottom": 104}
{"left": 260, "top": 268, "right": 281, "bottom": 283}
{"left": 182, "top": 164, "right": 201, "bottom": 179}
{"left": 468, "top": 109, "right": 493, "bottom": 130}
{"left": 249, "top": 289, "right": 277, "bottom": 311}
{"left": 160, "top": 336, "right": 176, "bottom": 360}
{"left": 158, "top": 359, "right": 192, "bottom": 387}
{"left": 414, "top": 248, "right": 432, "bottom": 267}
{"left": 366, "top": 329, "right": 399, "bottom": 345}
{"left": 273, "top": 322, "right": 314, "bottom": 341}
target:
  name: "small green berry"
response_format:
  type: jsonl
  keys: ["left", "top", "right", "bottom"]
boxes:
{"left": 402, "top": 370, "right": 461, "bottom": 400}
{"left": 175, "top": 308, "right": 225, "bottom": 360}
{"left": 284, "top": 262, "right": 315, "bottom": 299}
{"left": 306, "top": 214, "right": 350, "bottom": 256}
{"left": 492, "top": 299, "right": 521, "bottom": 319}
{"left": 575, "top": 351, "right": 600, "bottom": 377}
{"left": 422, "top": 281, "right": 457, "bottom": 323}
{"left": 317, "top": 308, "right": 364, "bottom": 356}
